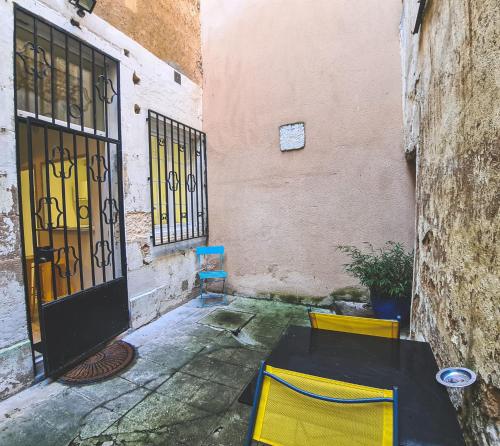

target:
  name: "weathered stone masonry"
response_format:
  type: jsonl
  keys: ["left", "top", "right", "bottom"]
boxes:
{"left": 0, "top": 5, "right": 33, "bottom": 399}
{"left": 401, "top": 1, "right": 499, "bottom": 444}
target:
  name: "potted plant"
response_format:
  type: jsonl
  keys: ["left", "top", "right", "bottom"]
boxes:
{"left": 336, "top": 242, "right": 413, "bottom": 324}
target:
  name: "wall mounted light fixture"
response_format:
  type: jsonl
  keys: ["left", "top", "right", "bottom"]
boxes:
{"left": 69, "top": 0, "right": 97, "bottom": 18}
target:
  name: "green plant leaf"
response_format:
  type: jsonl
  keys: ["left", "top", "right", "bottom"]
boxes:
{"left": 336, "top": 242, "right": 413, "bottom": 299}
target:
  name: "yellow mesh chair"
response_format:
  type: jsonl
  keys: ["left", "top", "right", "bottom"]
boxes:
{"left": 245, "top": 362, "right": 398, "bottom": 446}
{"left": 308, "top": 312, "right": 401, "bottom": 339}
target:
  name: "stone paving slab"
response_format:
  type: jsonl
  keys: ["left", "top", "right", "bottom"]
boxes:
{"left": 73, "top": 377, "right": 152, "bottom": 416}
{"left": 0, "top": 296, "right": 317, "bottom": 446}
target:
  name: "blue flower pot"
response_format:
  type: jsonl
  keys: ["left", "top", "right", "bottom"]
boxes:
{"left": 370, "top": 290, "right": 411, "bottom": 325}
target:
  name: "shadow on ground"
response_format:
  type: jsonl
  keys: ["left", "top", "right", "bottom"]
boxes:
{"left": 0, "top": 296, "right": 317, "bottom": 446}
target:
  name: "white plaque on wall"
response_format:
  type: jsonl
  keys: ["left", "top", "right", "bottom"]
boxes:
{"left": 279, "top": 122, "right": 305, "bottom": 151}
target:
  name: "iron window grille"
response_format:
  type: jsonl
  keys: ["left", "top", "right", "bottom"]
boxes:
{"left": 14, "top": 5, "right": 126, "bottom": 303}
{"left": 14, "top": 7, "right": 120, "bottom": 137}
{"left": 148, "top": 110, "right": 208, "bottom": 246}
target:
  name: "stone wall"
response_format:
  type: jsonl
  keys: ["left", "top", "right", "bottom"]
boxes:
{"left": 201, "top": 0, "right": 415, "bottom": 301}
{"left": 0, "top": 0, "right": 203, "bottom": 400}
{"left": 95, "top": 0, "right": 202, "bottom": 85}
{"left": 401, "top": 1, "right": 499, "bottom": 444}
{"left": 0, "top": 1, "right": 34, "bottom": 399}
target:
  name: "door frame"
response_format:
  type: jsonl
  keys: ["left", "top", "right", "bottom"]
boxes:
{"left": 13, "top": 4, "right": 129, "bottom": 378}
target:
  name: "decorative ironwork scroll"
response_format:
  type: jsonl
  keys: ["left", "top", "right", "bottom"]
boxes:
{"left": 103, "top": 198, "right": 119, "bottom": 225}
{"left": 49, "top": 145, "right": 74, "bottom": 179}
{"left": 89, "top": 153, "right": 109, "bottom": 183}
{"left": 93, "top": 240, "right": 112, "bottom": 268}
{"left": 167, "top": 171, "right": 179, "bottom": 192}
{"left": 54, "top": 245, "right": 80, "bottom": 279}
{"left": 187, "top": 174, "right": 197, "bottom": 192}
{"left": 95, "top": 75, "right": 117, "bottom": 105}
{"left": 16, "top": 41, "right": 51, "bottom": 79}
{"left": 35, "top": 196, "right": 64, "bottom": 229}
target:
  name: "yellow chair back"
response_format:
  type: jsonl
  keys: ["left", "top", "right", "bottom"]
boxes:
{"left": 247, "top": 364, "right": 397, "bottom": 446}
{"left": 309, "top": 312, "right": 400, "bottom": 339}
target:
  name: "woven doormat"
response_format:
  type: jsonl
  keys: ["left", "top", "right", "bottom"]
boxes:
{"left": 59, "top": 340, "right": 135, "bottom": 385}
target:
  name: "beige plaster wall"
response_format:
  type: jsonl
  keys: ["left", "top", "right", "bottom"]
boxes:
{"left": 401, "top": 1, "right": 499, "bottom": 444}
{"left": 201, "top": 0, "right": 415, "bottom": 300}
{"left": 95, "top": 0, "right": 202, "bottom": 84}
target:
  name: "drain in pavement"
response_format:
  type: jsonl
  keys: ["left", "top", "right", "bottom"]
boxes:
{"left": 197, "top": 308, "right": 255, "bottom": 332}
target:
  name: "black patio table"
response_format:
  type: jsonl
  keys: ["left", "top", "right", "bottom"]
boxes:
{"left": 239, "top": 325, "right": 465, "bottom": 446}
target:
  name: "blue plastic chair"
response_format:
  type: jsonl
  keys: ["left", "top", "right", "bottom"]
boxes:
{"left": 196, "top": 246, "right": 228, "bottom": 306}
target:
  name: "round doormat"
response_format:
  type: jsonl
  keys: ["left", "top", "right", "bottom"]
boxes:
{"left": 59, "top": 340, "right": 136, "bottom": 385}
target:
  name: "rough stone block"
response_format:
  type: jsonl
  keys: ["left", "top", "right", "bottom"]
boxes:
{"left": 0, "top": 268, "right": 28, "bottom": 349}
{"left": 0, "top": 340, "right": 33, "bottom": 401}
{"left": 129, "top": 288, "right": 161, "bottom": 330}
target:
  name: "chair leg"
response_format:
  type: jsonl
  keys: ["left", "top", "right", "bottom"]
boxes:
{"left": 200, "top": 279, "right": 205, "bottom": 307}
{"left": 222, "top": 279, "right": 228, "bottom": 305}
{"left": 245, "top": 361, "right": 266, "bottom": 446}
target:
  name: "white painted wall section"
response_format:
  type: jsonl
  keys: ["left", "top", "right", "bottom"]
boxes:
{"left": 0, "top": 0, "right": 204, "bottom": 400}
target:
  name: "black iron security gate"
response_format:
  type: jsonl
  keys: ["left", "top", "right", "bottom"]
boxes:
{"left": 14, "top": 6, "right": 128, "bottom": 376}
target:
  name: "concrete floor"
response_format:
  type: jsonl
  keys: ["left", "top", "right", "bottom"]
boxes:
{"left": 0, "top": 296, "right": 315, "bottom": 446}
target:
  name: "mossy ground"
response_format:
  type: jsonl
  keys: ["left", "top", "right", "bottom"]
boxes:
{"left": 0, "top": 296, "right": 313, "bottom": 446}
{"left": 330, "top": 286, "right": 369, "bottom": 302}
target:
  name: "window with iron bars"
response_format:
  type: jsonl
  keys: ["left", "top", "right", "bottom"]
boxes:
{"left": 148, "top": 111, "right": 208, "bottom": 245}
